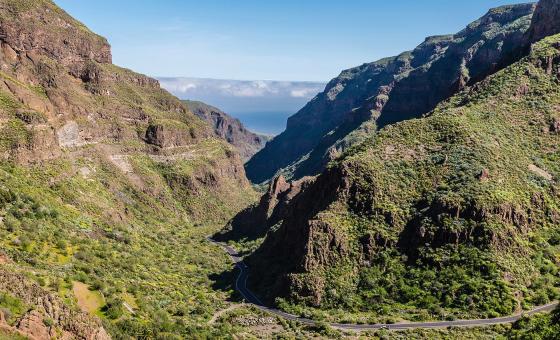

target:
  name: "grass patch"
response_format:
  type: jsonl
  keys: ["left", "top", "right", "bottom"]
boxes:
{"left": 72, "top": 281, "right": 105, "bottom": 315}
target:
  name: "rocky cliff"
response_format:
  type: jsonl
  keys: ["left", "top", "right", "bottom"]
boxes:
{"left": 245, "top": 3, "right": 536, "bottom": 183}
{"left": 243, "top": 5, "right": 560, "bottom": 322}
{"left": 0, "top": 269, "right": 109, "bottom": 340}
{"left": 0, "top": 0, "right": 256, "bottom": 338}
{"left": 527, "top": 0, "right": 560, "bottom": 43}
{"left": 184, "top": 100, "right": 270, "bottom": 161}
{"left": 0, "top": 0, "right": 253, "bottom": 215}
{"left": 0, "top": 0, "right": 112, "bottom": 71}
{"left": 215, "top": 175, "right": 312, "bottom": 242}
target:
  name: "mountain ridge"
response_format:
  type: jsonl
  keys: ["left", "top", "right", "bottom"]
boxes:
{"left": 245, "top": 3, "right": 536, "bottom": 183}
{"left": 243, "top": 30, "right": 560, "bottom": 322}
{"left": 184, "top": 100, "right": 270, "bottom": 161}
{"left": 217, "top": 0, "right": 560, "bottom": 329}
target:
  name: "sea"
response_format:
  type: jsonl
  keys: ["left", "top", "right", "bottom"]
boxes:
{"left": 230, "top": 111, "right": 292, "bottom": 136}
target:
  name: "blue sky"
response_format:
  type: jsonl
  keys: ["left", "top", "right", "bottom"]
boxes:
{"left": 54, "top": 0, "right": 532, "bottom": 81}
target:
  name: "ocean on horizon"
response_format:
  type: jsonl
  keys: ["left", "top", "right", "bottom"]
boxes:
{"left": 230, "top": 111, "right": 292, "bottom": 136}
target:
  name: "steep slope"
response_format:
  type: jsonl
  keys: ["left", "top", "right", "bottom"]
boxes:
{"left": 184, "top": 100, "right": 270, "bottom": 161}
{"left": 527, "top": 0, "right": 560, "bottom": 43}
{"left": 245, "top": 33, "right": 560, "bottom": 323}
{"left": 245, "top": 3, "right": 536, "bottom": 183}
{"left": 214, "top": 175, "right": 312, "bottom": 242}
{"left": 0, "top": 0, "right": 256, "bottom": 338}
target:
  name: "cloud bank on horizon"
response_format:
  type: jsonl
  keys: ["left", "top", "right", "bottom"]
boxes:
{"left": 158, "top": 77, "right": 326, "bottom": 114}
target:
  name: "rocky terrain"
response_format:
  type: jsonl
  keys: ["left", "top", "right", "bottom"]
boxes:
{"left": 220, "top": 0, "right": 560, "bottom": 328}
{"left": 1, "top": 0, "right": 560, "bottom": 338}
{"left": 0, "top": 269, "right": 109, "bottom": 340}
{"left": 527, "top": 0, "right": 560, "bottom": 43}
{"left": 245, "top": 3, "right": 537, "bottom": 183}
{"left": 0, "top": 0, "right": 256, "bottom": 338}
{"left": 184, "top": 100, "right": 270, "bottom": 161}
{"left": 215, "top": 175, "right": 312, "bottom": 242}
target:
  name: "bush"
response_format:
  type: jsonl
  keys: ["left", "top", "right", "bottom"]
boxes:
{"left": 103, "top": 298, "right": 125, "bottom": 320}
{"left": 3, "top": 215, "right": 20, "bottom": 232}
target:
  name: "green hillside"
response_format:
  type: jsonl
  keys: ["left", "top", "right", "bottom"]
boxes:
{"left": 247, "top": 33, "right": 560, "bottom": 325}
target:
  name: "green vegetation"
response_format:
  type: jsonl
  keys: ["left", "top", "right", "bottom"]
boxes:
{"left": 0, "top": 2, "right": 256, "bottom": 335}
{"left": 0, "top": 120, "right": 31, "bottom": 152}
{"left": 0, "top": 151, "right": 254, "bottom": 337}
{"left": 72, "top": 281, "right": 105, "bottom": 315}
{"left": 249, "top": 34, "right": 560, "bottom": 325}
{"left": 507, "top": 307, "right": 560, "bottom": 339}
{"left": 0, "top": 329, "right": 27, "bottom": 340}
{"left": 0, "top": 0, "right": 559, "bottom": 338}
{"left": 0, "top": 293, "right": 27, "bottom": 326}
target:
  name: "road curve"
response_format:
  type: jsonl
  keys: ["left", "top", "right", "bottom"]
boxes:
{"left": 209, "top": 238, "right": 559, "bottom": 331}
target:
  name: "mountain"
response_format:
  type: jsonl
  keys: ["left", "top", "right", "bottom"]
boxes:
{"left": 184, "top": 100, "right": 270, "bottom": 161}
{"left": 527, "top": 0, "right": 560, "bottom": 43}
{"left": 224, "top": 0, "right": 560, "bottom": 325}
{"left": 0, "top": 0, "right": 256, "bottom": 338}
{"left": 245, "top": 3, "right": 536, "bottom": 184}
{"left": 214, "top": 175, "right": 311, "bottom": 242}
{"left": 1, "top": 0, "right": 559, "bottom": 338}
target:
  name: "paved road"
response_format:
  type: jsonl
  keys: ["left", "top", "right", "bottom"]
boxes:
{"left": 209, "top": 238, "right": 559, "bottom": 331}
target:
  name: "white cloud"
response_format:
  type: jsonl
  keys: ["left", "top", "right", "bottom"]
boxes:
{"left": 159, "top": 77, "right": 325, "bottom": 99}
{"left": 179, "top": 83, "right": 197, "bottom": 92}
{"left": 157, "top": 77, "right": 326, "bottom": 114}
{"left": 290, "top": 88, "right": 318, "bottom": 98}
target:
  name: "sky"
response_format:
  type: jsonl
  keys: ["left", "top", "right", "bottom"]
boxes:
{"left": 158, "top": 77, "right": 326, "bottom": 134}
{"left": 53, "top": 0, "right": 533, "bottom": 82}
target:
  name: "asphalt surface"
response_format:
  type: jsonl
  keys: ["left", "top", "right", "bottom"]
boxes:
{"left": 209, "top": 238, "right": 559, "bottom": 331}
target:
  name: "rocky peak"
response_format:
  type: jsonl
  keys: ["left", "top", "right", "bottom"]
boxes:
{"left": 527, "top": 0, "right": 560, "bottom": 43}
{"left": 0, "top": 0, "right": 112, "bottom": 74}
{"left": 215, "top": 175, "right": 312, "bottom": 242}
{"left": 268, "top": 175, "right": 290, "bottom": 198}
{"left": 462, "top": 3, "right": 536, "bottom": 35}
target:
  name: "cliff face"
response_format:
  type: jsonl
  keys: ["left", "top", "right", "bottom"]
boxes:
{"left": 0, "top": 0, "right": 112, "bottom": 70}
{"left": 0, "top": 0, "right": 253, "bottom": 213}
{"left": 215, "top": 175, "right": 312, "bottom": 242}
{"left": 244, "top": 7, "right": 560, "bottom": 320}
{"left": 184, "top": 100, "right": 270, "bottom": 161}
{"left": 0, "top": 0, "right": 256, "bottom": 338}
{"left": 245, "top": 3, "right": 536, "bottom": 183}
{"left": 527, "top": 0, "right": 560, "bottom": 43}
{"left": 0, "top": 269, "right": 109, "bottom": 340}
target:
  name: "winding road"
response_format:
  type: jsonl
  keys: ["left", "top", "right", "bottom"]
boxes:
{"left": 209, "top": 238, "right": 559, "bottom": 331}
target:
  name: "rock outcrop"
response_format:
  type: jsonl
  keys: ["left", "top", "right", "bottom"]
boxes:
{"left": 245, "top": 3, "right": 536, "bottom": 183}
{"left": 215, "top": 175, "right": 312, "bottom": 241}
{"left": 185, "top": 100, "right": 270, "bottom": 161}
{"left": 0, "top": 0, "right": 111, "bottom": 76}
{"left": 527, "top": 0, "right": 560, "bottom": 43}
{"left": 0, "top": 270, "right": 110, "bottom": 340}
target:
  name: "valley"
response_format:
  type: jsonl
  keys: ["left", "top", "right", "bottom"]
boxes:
{"left": 0, "top": 0, "right": 558, "bottom": 339}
